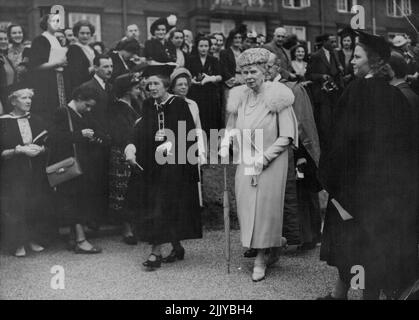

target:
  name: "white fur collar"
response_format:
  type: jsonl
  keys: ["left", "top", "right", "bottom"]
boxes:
{"left": 226, "top": 81, "right": 295, "bottom": 115}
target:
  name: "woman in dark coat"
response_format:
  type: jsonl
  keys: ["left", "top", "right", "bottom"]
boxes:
{"left": 0, "top": 88, "right": 50, "bottom": 257}
{"left": 144, "top": 17, "right": 175, "bottom": 64}
{"left": 65, "top": 20, "right": 96, "bottom": 99}
{"left": 125, "top": 65, "right": 202, "bottom": 270}
{"left": 186, "top": 37, "right": 222, "bottom": 137}
{"left": 336, "top": 30, "right": 356, "bottom": 87}
{"left": 28, "top": 13, "right": 68, "bottom": 126}
{"left": 48, "top": 84, "right": 110, "bottom": 254}
{"left": 108, "top": 73, "right": 142, "bottom": 245}
{"left": 319, "top": 30, "right": 419, "bottom": 300}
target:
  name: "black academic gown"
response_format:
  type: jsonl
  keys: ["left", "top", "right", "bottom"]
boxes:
{"left": 0, "top": 114, "right": 51, "bottom": 250}
{"left": 28, "top": 35, "right": 61, "bottom": 127}
{"left": 126, "top": 96, "right": 202, "bottom": 245}
{"left": 319, "top": 77, "right": 419, "bottom": 293}
{"left": 65, "top": 44, "right": 95, "bottom": 100}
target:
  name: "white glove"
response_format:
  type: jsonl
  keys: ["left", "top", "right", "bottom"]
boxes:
{"left": 125, "top": 144, "right": 137, "bottom": 165}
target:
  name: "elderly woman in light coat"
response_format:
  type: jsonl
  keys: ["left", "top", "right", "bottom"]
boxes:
{"left": 220, "top": 48, "right": 298, "bottom": 282}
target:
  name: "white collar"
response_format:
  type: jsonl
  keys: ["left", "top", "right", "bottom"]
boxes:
{"left": 155, "top": 94, "right": 174, "bottom": 108}
{"left": 274, "top": 74, "right": 282, "bottom": 82}
{"left": 118, "top": 52, "right": 129, "bottom": 70}
{"left": 94, "top": 74, "right": 106, "bottom": 90}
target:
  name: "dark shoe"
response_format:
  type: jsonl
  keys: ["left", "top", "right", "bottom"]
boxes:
{"left": 244, "top": 248, "right": 258, "bottom": 258}
{"left": 298, "top": 242, "right": 317, "bottom": 251}
{"left": 123, "top": 235, "right": 138, "bottom": 245}
{"left": 143, "top": 254, "right": 162, "bottom": 270}
{"left": 74, "top": 240, "right": 102, "bottom": 254}
{"left": 162, "top": 247, "right": 185, "bottom": 263}
{"left": 317, "top": 293, "right": 347, "bottom": 300}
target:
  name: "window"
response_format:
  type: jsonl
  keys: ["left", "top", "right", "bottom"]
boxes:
{"left": 210, "top": 19, "right": 236, "bottom": 36}
{"left": 0, "top": 21, "right": 11, "bottom": 30}
{"left": 243, "top": 20, "right": 267, "bottom": 36}
{"left": 68, "top": 12, "right": 102, "bottom": 41}
{"left": 337, "top": 0, "right": 357, "bottom": 13}
{"left": 283, "top": 25, "right": 306, "bottom": 41}
{"left": 211, "top": 0, "right": 273, "bottom": 8}
{"left": 387, "top": 0, "right": 412, "bottom": 17}
{"left": 282, "top": 0, "right": 310, "bottom": 9}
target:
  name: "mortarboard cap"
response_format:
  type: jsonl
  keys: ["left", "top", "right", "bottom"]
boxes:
{"left": 142, "top": 63, "right": 177, "bottom": 79}
{"left": 354, "top": 29, "right": 391, "bottom": 61}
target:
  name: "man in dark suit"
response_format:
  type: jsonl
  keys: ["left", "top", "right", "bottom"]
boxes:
{"left": 81, "top": 54, "right": 114, "bottom": 227}
{"left": 82, "top": 54, "right": 114, "bottom": 132}
{"left": 306, "top": 34, "right": 343, "bottom": 152}
{"left": 263, "top": 27, "right": 297, "bottom": 81}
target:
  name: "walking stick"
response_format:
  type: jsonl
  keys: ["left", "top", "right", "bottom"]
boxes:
{"left": 223, "top": 166, "right": 231, "bottom": 274}
{"left": 198, "top": 163, "right": 203, "bottom": 207}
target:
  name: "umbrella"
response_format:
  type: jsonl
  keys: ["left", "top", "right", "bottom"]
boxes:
{"left": 223, "top": 166, "right": 231, "bottom": 274}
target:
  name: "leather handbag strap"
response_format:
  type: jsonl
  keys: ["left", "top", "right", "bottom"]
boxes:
{"left": 65, "top": 107, "right": 78, "bottom": 159}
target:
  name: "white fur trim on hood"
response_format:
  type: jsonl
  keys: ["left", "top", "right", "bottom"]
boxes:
{"left": 227, "top": 81, "right": 295, "bottom": 115}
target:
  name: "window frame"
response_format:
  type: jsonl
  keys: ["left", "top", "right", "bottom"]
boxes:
{"left": 387, "top": 0, "right": 412, "bottom": 18}
{"left": 282, "top": 0, "right": 311, "bottom": 10}
{"left": 336, "top": 0, "right": 358, "bottom": 13}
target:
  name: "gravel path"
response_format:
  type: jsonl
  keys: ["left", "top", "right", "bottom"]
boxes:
{"left": 0, "top": 230, "right": 352, "bottom": 300}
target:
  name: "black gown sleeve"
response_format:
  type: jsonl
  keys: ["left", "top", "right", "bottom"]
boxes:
{"left": 29, "top": 36, "right": 50, "bottom": 69}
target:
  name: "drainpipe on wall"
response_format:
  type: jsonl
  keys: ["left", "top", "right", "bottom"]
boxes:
{"left": 372, "top": 0, "right": 377, "bottom": 35}
{"left": 122, "top": 0, "right": 127, "bottom": 35}
{"left": 320, "top": 0, "right": 325, "bottom": 34}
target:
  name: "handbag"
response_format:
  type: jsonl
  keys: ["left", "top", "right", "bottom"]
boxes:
{"left": 46, "top": 108, "right": 83, "bottom": 188}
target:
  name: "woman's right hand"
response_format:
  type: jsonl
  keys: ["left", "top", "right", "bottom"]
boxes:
{"left": 81, "top": 129, "right": 95, "bottom": 140}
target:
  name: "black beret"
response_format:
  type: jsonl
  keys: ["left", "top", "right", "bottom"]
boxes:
{"left": 142, "top": 64, "right": 176, "bottom": 78}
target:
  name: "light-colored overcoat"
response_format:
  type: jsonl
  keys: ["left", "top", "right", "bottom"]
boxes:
{"left": 227, "top": 81, "right": 298, "bottom": 249}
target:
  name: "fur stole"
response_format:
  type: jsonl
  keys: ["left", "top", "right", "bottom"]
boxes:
{"left": 226, "top": 81, "right": 295, "bottom": 115}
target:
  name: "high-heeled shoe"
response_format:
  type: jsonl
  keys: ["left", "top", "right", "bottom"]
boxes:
{"left": 14, "top": 246, "right": 26, "bottom": 258}
{"left": 252, "top": 263, "right": 267, "bottom": 282}
{"left": 143, "top": 254, "right": 162, "bottom": 269}
{"left": 162, "top": 247, "right": 185, "bottom": 263}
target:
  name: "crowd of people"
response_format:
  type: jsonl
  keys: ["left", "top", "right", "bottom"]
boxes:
{"left": 1, "top": 12, "right": 419, "bottom": 300}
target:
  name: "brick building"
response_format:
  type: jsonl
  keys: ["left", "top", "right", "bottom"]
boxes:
{"left": 0, "top": 0, "right": 418, "bottom": 51}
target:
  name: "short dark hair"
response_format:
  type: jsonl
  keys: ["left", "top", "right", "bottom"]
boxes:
{"left": 290, "top": 44, "right": 307, "bottom": 60}
{"left": 389, "top": 52, "right": 408, "bottom": 79}
{"left": 72, "top": 84, "right": 99, "bottom": 101}
{"left": 7, "top": 24, "right": 25, "bottom": 43}
{"left": 72, "top": 20, "right": 95, "bottom": 37}
{"left": 93, "top": 54, "right": 111, "bottom": 67}
{"left": 39, "top": 14, "right": 51, "bottom": 31}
